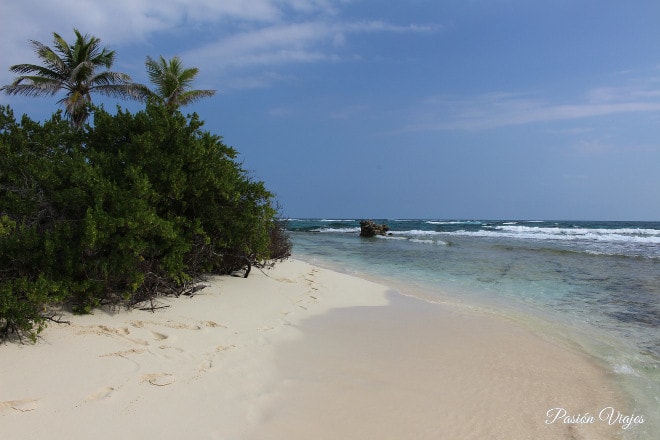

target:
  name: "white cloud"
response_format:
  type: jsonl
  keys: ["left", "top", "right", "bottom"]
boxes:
{"left": 342, "top": 21, "right": 439, "bottom": 33}
{"left": 1, "top": 0, "right": 437, "bottom": 89}
{"left": 571, "top": 139, "right": 617, "bottom": 156}
{"left": 0, "top": 0, "right": 303, "bottom": 60}
{"left": 586, "top": 80, "right": 660, "bottom": 104}
{"left": 403, "top": 80, "right": 660, "bottom": 132}
{"left": 184, "top": 20, "right": 437, "bottom": 65}
{"left": 181, "top": 19, "right": 437, "bottom": 89}
{"left": 566, "top": 137, "right": 659, "bottom": 158}
{"left": 547, "top": 127, "right": 594, "bottom": 136}
{"left": 181, "top": 0, "right": 282, "bottom": 22}
{"left": 0, "top": 1, "right": 328, "bottom": 63}
{"left": 184, "top": 21, "right": 333, "bottom": 68}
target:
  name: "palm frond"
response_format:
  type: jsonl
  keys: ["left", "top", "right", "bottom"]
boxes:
{"left": 91, "top": 71, "right": 132, "bottom": 86}
{"left": 29, "top": 40, "right": 65, "bottom": 74}
{"left": 51, "top": 32, "right": 71, "bottom": 60}
{"left": 69, "top": 60, "right": 93, "bottom": 83}
{"left": 0, "top": 80, "right": 61, "bottom": 97}
{"left": 145, "top": 55, "right": 215, "bottom": 108}
{"left": 94, "top": 83, "right": 150, "bottom": 101}
{"left": 178, "top": 67, "right": 200, "bottom": 85}
{"left": 177, "top": 89, "right": 217, "bottom": 106}
{"left": 8, "top": 63, "right": 62, "bottom": 80}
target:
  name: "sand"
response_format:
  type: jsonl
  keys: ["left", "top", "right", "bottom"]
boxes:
{"left": 0, "top": 259, "right": 630, "bottom": 439}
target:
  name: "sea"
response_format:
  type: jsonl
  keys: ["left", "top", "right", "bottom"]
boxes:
{"left": 285, "top": 219, "right": 659, "bottom": 439}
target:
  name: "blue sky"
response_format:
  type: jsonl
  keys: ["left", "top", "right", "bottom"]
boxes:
{"left": 2, "top": 0, "right": 659, "bottom": 220}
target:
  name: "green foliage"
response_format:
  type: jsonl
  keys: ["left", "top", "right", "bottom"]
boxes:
{"left": 0, "top": 107, "right": 80, "bottom": 339}
{"left": 0, "top": 29, "right": 145, "bottom": 129}
{"left": 144, "top": 55, "right": 215, "bottom": 109}
{"left": 0, "top": 103, "right": 290, "bottom": 342}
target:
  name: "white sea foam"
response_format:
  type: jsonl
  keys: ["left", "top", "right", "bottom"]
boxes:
{"left": 498, "top": 225, "right": 660, "bottom": 236}
{"left": 441, "top": 226, "right": 660, "bottom": 245}
{"left": 314, "top": 224, "right": 659, "bottom": 246}
{"left": 584, "top": 250, "right": 608, "bottom": 256}
{"left": 613, "top": 364, "right": 638, "bottom": 376}
{"left": 426, "top": 220, "right": 483, "bottom": 225}
{"left": 389, "top": 229, "right": 444, "bottom": 236}
{"left": 409, "top": 239, "right": 435, "bottom": 244}
{"left": 314, "top": 227, "right": 361, "bottom": 233}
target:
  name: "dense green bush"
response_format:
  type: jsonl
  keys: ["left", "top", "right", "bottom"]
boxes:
{"left": 0, "top": 104, "right": 290, "bottom": 341}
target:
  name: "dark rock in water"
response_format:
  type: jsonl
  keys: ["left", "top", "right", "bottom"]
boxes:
{"left": 360, "top": 220, "right": 390, "bottom": 237}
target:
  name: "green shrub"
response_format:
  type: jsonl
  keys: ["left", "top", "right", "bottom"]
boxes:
{"left": 0, "top": 104, "right": 291, "bottom": 342}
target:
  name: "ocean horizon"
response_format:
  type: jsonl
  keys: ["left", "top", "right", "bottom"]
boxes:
{"left": 286, "top": 218, "right": 659, "bottom": 439}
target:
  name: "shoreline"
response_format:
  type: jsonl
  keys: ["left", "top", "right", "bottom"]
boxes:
{"left": 0, "top": 259, "right": 637, "bottom": 439}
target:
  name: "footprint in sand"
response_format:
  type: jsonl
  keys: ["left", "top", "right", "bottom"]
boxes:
{"left": 158, "top": 345, "right": 184, "bottom": 352}
{"left": 193, "top": 345, "right": 237, "bottom": 379}
{"left": 99, "top": 348, "right": 146, "bottom": 358}
{"left": 304, "top": 269, "right": 321, "bottom": 293}
{"left": 0, "top": 398, "right": 40, "bottom": 413}
{"left": 215, "top": 344, "right": 236, "bottom": 352}
{"left": 85, "top": 386, "right": 115, "bottom": 401}
{"left": 126, "top": 337, "right": 150, "bottom": 346}
{"left": 141, "top": 373, "right": 175, "bottom": 387}
{"left": 151, "top": 331, "right": 168, "bottom": 341}
{"left": 98, "top": 325, "right": 130, "bottom": 336}
{"left": 78, "top": 324, "right": 150, "bottom": 346}
{"left": 198, "top": 359, "right": 213, "bottom": 373}
{"left": 275, "top": 277, "right": 295, "bottom": 283}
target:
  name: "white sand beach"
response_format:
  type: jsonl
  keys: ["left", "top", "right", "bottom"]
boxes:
{"left": 1, "top": 260, "right": 629, "bottom": 439}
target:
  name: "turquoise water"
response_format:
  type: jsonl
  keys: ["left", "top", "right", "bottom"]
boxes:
{"left": 286, "top": 219, "right": 659, "bottom": 439}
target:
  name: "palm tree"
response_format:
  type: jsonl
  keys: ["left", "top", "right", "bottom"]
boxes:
{"left": 144, "top": 55, "right": 215, "bottom": 109}
{"left": 1, "top": 29, "right": 145, "bottom": 129}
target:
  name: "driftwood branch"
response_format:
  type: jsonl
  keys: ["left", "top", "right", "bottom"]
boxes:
{"left": 44, "top": 314, "right": 71, "bottom": 325}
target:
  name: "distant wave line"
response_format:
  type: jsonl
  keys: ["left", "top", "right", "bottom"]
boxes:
{"left": 309, "top": 225, "right": 659, "bottom": 244}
